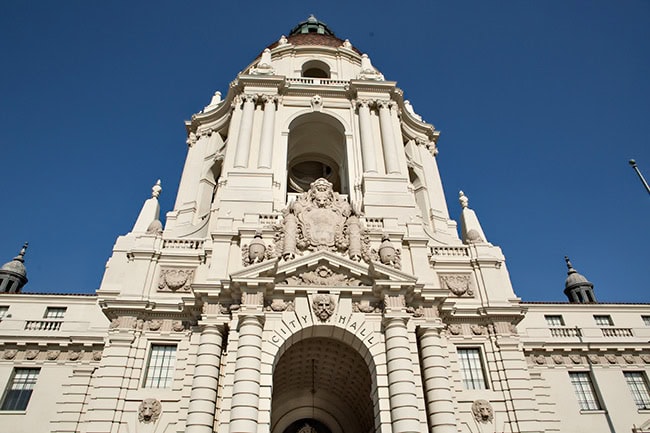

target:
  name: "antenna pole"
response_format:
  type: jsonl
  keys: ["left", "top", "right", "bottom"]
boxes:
{"left": 629, "top": 159, "right": 650, "bottom": 195}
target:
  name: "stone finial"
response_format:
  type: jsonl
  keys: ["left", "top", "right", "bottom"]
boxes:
{"left": 251, "top": 49, "right": 274, "bottom": 75}
{"left": 358, "top": 54, "right": 384, "bottom": 81}
{"left": 151, "top": 180, "right": 162, "bottom": 199}
{"left": 278, "top": 35, "right": 289, "bottom": 45}
{"left": 342, "top": 39, "right": 353, "bottom": 49}
{"left": 565, "top": 256, "right": 574, "bottom": 272}
{"left": 210, "top": 91, "right": 222, "bottom": 106}
{"left": 459, "top": 191, "right": 469, "bottom": 208}
{"left": 16, "top": 243, "right": 28, "bottom": 262}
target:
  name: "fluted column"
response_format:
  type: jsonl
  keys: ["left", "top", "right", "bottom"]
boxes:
{"left": 357, "top": 99, "right": 378, "bottom": 173}
{"left": 384, "top": 317, "right": 421, "bottom": 433}
{"left": 257, "top": 95, "right": 277, "bottom": 169}
{"left": 229, "top": 315, "right": 264, "bottom": 433}
{"left": 377, "top": 100, "right": 400, "bottom": 174}
{"left": 234, "top": 94, "right": 256, "bottom": 168}
{"left": 186, "top": 324, "right": 226, "bottom": 433}
{"left": 418, "top": 326, "right": 457, "bottom": 433}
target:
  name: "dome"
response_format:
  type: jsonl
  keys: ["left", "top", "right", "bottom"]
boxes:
{"left": 0, "top": 243, "right": 28, "bottom": 278}
{"left": 288, "top": 15, "right": 335, "bottom": 37}
{"left": 564, "top": 257, "right": 591, "bottom": 289}
{"left": 265, "top": 16, "right": 362, "bottom": 54}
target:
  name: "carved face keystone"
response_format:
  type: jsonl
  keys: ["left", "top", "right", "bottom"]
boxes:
{"left": 313, "top": 294, "right": 335, "bottom": 322}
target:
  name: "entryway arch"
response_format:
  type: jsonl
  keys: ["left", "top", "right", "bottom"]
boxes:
{"left": 270, "top": 328, "right": 377, "bottom": 433}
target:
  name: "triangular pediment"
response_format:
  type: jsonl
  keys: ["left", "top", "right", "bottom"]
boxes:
{"left": 229, "top": 250, "right": 417, "bottom": 289}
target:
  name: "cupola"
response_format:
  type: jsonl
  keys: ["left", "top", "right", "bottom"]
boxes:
{"left": 563, "top": 256, "right": 596, "bottom": 303}
{"left": 0, "top": 243, "right": 29, "bottom": 293}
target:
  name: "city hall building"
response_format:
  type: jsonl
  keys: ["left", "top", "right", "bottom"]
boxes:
{"left": 0, "top": 17, "right": 649, "bottom": 433}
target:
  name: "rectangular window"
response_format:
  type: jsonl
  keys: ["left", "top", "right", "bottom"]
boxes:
{"left": 569, "top": 372, "right": 601, "bottom": 411}
{"left": 0, "top": 368, "right": 39, "bottom": 411}
{"left": 545, "top": 315, "right": 565, "bottom": 326}
{"left": 625, "top": 372, "right": 650, "bottom": 410}
{"left": 44, "top": 307, "right": 66, "bottom": 319}
{"left": 457, "top": 348, "right": 488, "bottom": 390}
{"left": 144, "top": 344, "right": 177, "bottom": 388}
{"left": 593, "top": 315, "right": 613, "bottom": 326}
{"left": 642, "top": 316, "right": 650, "bottom": 327}
{"left": 0, "top": 307, "right": 8, "bottom": 320}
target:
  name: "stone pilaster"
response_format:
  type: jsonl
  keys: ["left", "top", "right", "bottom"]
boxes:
{"left": 418, "top": 326, "right": 457, "bottom": 433}
{"left": 233, "top": 94, "right": 257, "bottom": 168}
{"left": 383, "top": 316, "right": 420, "bottom": 433}
{"left": 228, "top": 314, "right": 264, "bottom": 433}
{"left": 257, "top": 95, "right": 277, "bottom": 169}
{"left": 186, "top": 324, "right": 226, "bottom": 433}
{"left": 357, "top": 99, "right": 378, "bottom": 173}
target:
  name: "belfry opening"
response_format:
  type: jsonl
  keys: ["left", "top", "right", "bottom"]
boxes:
{"left": 271, "top": 336, "right": 375, "bottom": 433}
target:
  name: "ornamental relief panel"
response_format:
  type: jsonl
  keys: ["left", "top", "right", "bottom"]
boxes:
{"left": 439, "top": 274, "right": 474, "bottom": 297}
{"left": 0, "top": 347, "right": 102, "bottom": 362}
{"left": 278, "top": 265, "right": 370, "bottom": 286}
{"left": 158, "top": 268, "right": 194, "bottom": 292}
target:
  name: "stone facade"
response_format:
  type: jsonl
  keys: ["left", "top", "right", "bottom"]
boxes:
{"left": 0, "top": 16, "right": 648, "bottom": 433}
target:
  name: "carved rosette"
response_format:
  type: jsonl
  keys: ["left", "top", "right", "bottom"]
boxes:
{"left": 588, "top": 354, "right": 600, "bottom": 364}
{"left": 440, "top": 274, "right": 473, "bottom": 297}
{"left": 569, "top": 354, "right": 582, "bottom": 364}
{"left": 47, "top": 350, "right": 60, "bottom": 360}
{"left": 623, "top": 354, "right": 635, "bottom": 364}
{"left": 470, "top": 324, "right": 486, "bottom": 335}
{"left": 158, "top": 268, "right": 194, "bottom": 292}
{"left": 276, "top": 178, "right": 368, "bottom": 261}
{"left": 605, "top": 354, "right": 617, "bottom": 364}
{"left": 447, "top": 324, "right": 462, "bottom": 336}
{"left": 147, "top": 320, "right": 162, "bottom": 331}
{"left": 552, "top": 355, "right": 564, "bottom": 365}
{"left": 25, "top": 350, "right": 39, "bottom": 360}
{"left": 3, "top": 350, "right": 17, "bottom": 360}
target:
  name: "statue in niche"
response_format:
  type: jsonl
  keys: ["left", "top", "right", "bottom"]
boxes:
{"left": 312, "top": 294, "right": 336, "bottom": 322}
{"left": 138, "top": 398, "right": 161, "bottom": 424}
{"left": 472, "top": 399, "right": 494, "bottom": 424}
{"left": 278, "top": 178, "right": 367, "bottom": 261}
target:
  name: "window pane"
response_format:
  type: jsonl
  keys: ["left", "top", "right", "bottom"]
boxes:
{"left": 569, "top": 372, "right": 601, "bottom": 410}
{"left": 625, "top": 372, "right": 650, "bottom": 410}
{"left": 0, "top": 307, "right": 8, "bottom": 320}
{"left": 642, "top": 316, "right": 650, "bottom": 327}
{"left": 545, "top": 315, "right": 565, "bottom": 326}
{"left": 0, "top": 368, "right": 39, "bottom": 411}
{"left": 593, "top": 315, "right": 613, "bottom": 326}
{"left": 44, "top": 307, "right": 66, "bottom": 319}
{"left": 457, "top": 348, "right": 487, "bottom": 390}
{"left": 144, "top": 345, "right": 177, "bottom": 388}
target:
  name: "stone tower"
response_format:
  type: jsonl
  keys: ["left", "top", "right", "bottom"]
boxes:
{"left": 95, "top": 16, "right": 542, "bottom": 433}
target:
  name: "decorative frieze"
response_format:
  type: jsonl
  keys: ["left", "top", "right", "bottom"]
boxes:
{"left": 265, "top": 299, "right": 295, "bottom": 312}
{"left": 280, "top": 265, "right": 367, "bottom": 286}
{"left": 158, "top": 268, "right": 194, "bottom": 292}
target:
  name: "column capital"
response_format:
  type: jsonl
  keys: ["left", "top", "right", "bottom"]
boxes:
{"left": 376, "top": 99, "right": 395, "bottom": 110}
{"left": 356, "top": 98, "right": 374, "bottom": 109}
{"left": 260, "top": 94, "right": 279, "bottom": 105}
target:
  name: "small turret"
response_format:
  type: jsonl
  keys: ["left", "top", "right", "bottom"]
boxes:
{"left": 0, "top": 243, "right": 29, "bottom": 293}
{"left": 563, "top": 256, "right": 596, "bottom": 303}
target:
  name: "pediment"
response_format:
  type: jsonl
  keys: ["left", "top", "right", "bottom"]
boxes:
{"left": 229, "top": 250, "right": 417, "bottom": 290}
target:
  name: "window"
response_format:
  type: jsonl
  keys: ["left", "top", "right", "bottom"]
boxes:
{"left": 594, "top": 315, "right": 613, "bottom": 326}
{"left": 0, "top": 368, "right": 39, "bottom": 411}
{"left": 457, "top": 348, "right": 488, "bottom": 390}
{"left": 569, "top": 372, "right": 601, "bottom": 411}
{"left": 545, "top": 315, "right": 565, "bottom": 326}
{"left": 625, "top": 372, "right": 650, "bottom": 410}
{"left": 44, "top": 307, "right": 66, "bottom": 319}
{"left": 642, "top": 316, "right": 650, "bottom": 326}
{"left": 144, "top": 345, "right": 177, "bottom": 388}
{"left": 0, "top": 307, "right": 8, "bottom": 320}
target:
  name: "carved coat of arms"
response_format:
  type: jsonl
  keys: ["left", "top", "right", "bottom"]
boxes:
{"left": 278, "top": 178, "right": 366, "bottom": 261}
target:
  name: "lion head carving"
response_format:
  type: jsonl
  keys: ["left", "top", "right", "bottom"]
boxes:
{"left": 138, "top": 398, "right": 161, "bottom": 424}
{"left": 471, "top": 399, "right": 493, "bottom": 424}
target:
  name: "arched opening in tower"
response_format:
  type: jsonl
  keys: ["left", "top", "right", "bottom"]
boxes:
{"left": 271, "top": 337, "right": 375, "bottom": 433}
{"left": 286, "top": 113, "right": 348, "bottom": 196}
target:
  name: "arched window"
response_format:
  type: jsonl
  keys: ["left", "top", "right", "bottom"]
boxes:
{"left": 287, "top": 113, "right": 348, "bottom": 195}
{"left": 301, "top": 60, "right": 330, "bottom": 79}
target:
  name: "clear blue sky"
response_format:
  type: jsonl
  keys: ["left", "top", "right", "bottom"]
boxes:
{"left": 1, "top": 1, "right": 648, "bottom": 302}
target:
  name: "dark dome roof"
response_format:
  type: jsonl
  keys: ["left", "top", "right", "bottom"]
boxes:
{"left": 289, "top": 15, "right": 335, "bottom": 36}
{"left": 264, "top": 16, "right": 362, "bottom": 55}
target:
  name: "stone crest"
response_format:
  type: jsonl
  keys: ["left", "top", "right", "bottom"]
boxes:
{"left": 158, "top": 269, "right": 193, "bottom": 292}
{"left": 472, "top": 399, "right": 494, "bottom": 424}
{"left": 138, "top": 398, "right": 161, "bottom": 424}
{"left": 278, "top": 178, "right": 367, "bottom": 261}
{"left": 312, "top": 294, "right": 336, "bottom": 322}
{"left": 440, "top": 274, "right": 473, "bottom": 297}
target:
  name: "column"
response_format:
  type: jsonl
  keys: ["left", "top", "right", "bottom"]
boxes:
{"left": 229, "top": 315, "right": 264, "bottom": 433}
{"left": 418, "top": 327, "right": 457, "bottom": 433}
{"left": 357, "top": 99, "right": 378, "bottom": 173}
{"left": 257, "top": 95, "right": 277, "bottom": 169}
{"left": 234, "top": 94, "right": 256, "bottom": 168}
{"left": 377, "top": 100, "right": 400, "bottom": 174}
{"left": 186, "top": 324, "right": 226, "bottom": 433}
{"left": 384, "top": 317, "right": 421, "bottom": 433}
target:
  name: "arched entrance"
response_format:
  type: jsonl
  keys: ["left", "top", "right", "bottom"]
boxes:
{"left": 271, "top": 337, "right": 375, "bottom": 433}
